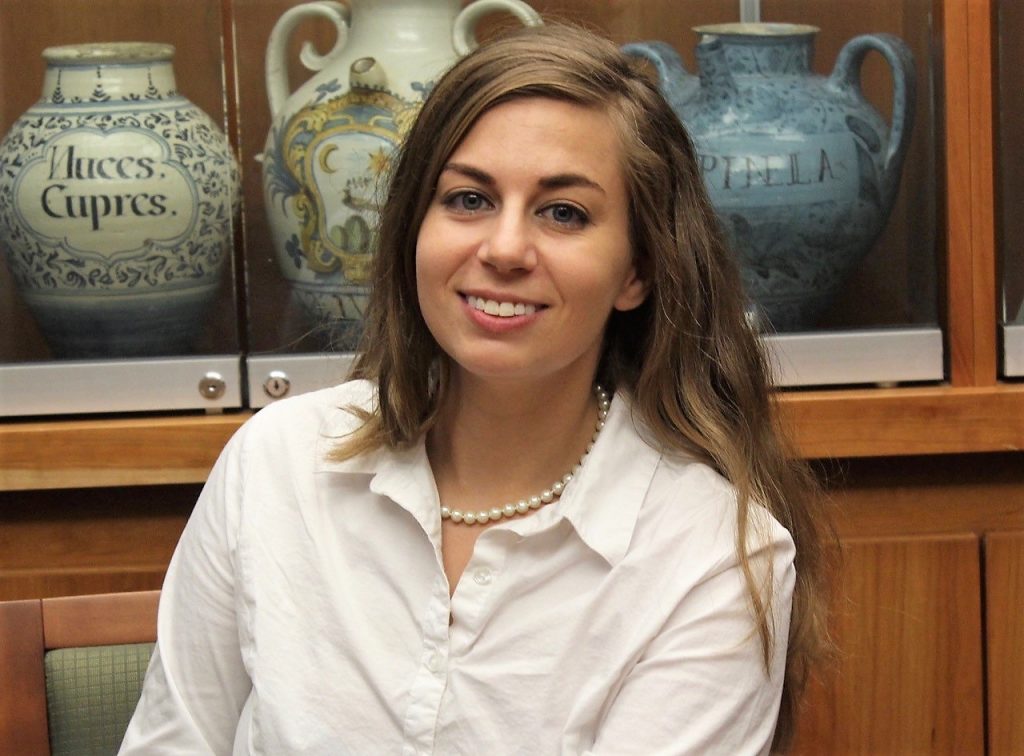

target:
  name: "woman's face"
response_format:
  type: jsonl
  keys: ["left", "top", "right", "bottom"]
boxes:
{"left": 415, "top": 97, "right": 646, "bottom": 389}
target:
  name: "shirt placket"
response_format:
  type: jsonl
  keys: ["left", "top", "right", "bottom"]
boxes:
{"left": 400, "top": 570, "right": 453, "bottom": 756}
{"left": 449, "top": 541, "right": 503, "bottom": 633}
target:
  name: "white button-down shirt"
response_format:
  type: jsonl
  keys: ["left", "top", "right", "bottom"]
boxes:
{"left": 120, "top": 380, "right": 794, "bottom": 755}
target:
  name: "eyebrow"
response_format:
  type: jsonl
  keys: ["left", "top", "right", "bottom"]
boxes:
{"left": 441, "top": 162, "right": 606, "bottom": 195}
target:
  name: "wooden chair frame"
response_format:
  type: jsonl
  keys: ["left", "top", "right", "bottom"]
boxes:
{"left": 0, "top": 590, "right": 159, "bottom": 755}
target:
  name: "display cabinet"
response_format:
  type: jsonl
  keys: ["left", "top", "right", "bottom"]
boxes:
{"left": 2, "top": 0, "right": 1021, "bottom": 478}
{"left": 235, "top": 0, "right": 944, "bottom": 398}
{"left": 0, "top": 0, "right": 245, "bottom": 417}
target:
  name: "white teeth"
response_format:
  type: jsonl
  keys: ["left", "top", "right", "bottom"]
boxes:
{"left": 467, "top": 295, "right": 537, "bottom": 318}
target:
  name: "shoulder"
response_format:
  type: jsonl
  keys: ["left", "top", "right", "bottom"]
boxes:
{"left": 638, "top": 452, "right": 794, "bottom": 571}
{"left": 229, "top": 379, "right": 376, "bottom": 463}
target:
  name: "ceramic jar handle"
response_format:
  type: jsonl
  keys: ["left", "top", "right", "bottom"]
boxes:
{"left": 620, "top": 41, "right": 693, "bottom": 86}
{"left": 265, "top": 1, "right": 351, "bottom": 118}
{"left": 452, "top": 0, "right": 542, "bottom": 57}
{"left": 829, "top": 33, "right": 916, "bottom": 201}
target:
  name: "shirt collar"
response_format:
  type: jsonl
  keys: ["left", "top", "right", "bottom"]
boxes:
{"left": 315, "top": 410, "right": 442, "bottom": 538}
{"left": 313, "top": 389, "right": 663, "bottom": 567}
{"left": 549, "top": 392, "right": 662, "bottom": 566}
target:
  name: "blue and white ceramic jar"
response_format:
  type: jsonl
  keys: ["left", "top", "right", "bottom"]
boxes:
{"left": 624, "top": 24, "right": 916, "bottom": 331}
{"left": 261, "top": 0, "right": 541, "bottom": 350}
{"left": 0, "top": 42, "right": 239, "bottom": 358}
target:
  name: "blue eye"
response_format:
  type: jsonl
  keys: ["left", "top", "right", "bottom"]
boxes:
{"left": 542, "top": 203, "right": 589, "bottom": 228}
{"left": 444, "top": 191, "right": 492, "bottom": 213}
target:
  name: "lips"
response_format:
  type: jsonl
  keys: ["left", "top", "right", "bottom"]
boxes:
{"left": 465, "top": 294, "right": 540, "bottom": 318}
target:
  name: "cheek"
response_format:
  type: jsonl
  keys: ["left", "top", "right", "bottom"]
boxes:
{"left": 414, "top": 231, "right": 454, "bottom": 324}
{"left": 414, "top": 222, "right": 439, "bottom": 293}
{"left": 414, "top": 246, "right": 435, "bottom": 315}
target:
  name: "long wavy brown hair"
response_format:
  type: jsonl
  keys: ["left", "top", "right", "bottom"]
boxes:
{"left": 334, "top": 22, "right": 835, "bottom": 751}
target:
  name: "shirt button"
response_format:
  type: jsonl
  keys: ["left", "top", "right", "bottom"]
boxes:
{"left": 426, "top": 652, "right": 443, "bottom": 674}
{"left": 473, "top": 567, "right": 493, "bottom": 586}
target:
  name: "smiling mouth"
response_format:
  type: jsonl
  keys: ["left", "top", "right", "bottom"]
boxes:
{"left": 465, "top": 295, "right": 541, "bottom": 318}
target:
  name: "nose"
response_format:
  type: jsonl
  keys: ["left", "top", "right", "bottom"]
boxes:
{"left": 477, "top": 210, "right": 537, "bottom": 273}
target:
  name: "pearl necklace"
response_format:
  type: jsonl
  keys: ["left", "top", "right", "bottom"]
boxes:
{"left": 440, "top": 384, "right": 611, "bottom": 526}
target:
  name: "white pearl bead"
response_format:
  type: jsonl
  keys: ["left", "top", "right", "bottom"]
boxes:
{"left": 562, "top": 473, "right": 573, "bottom": 485}
{"left": 463, "top": 512, "right": 476, "bottom": 524}
{"left": 517, "top": 499, "right": 530, "bottom": 513}
{"left": 490, "top": 507, "right": 503, "bottom": 521}
{"left": 451, "top": 510, "right": 464, "bottom": 523}
{"left": 529, "top": 495, "right": 542, "bottom": 508}
{"left": 552, "top": 481, "right": 564, "bottom": 495}
{"left": 503, "top": 503, "right": 516, "bottom": 517}
{"left": 440, "top": 505, "right": 450, "bottom": 519}
{"left": 541, "top": 490, "right": 554, "bottom": 503}
{"left": 586, "top": 441, "right": 595, "bottom": 452}
{"left": 477, "top": 510, "right": 490, "bottom": 523}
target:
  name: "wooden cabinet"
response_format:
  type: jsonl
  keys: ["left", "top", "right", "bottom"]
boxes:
{"left": 786, "top": 455, "right": 1024, "bottom": 753}
{"left": 985, "top": 531, "right": 1024, "bottom": 754}
{"left": 794, "top": 535, "right": 986, "bottom": 754}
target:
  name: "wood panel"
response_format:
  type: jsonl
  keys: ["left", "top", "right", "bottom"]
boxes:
{"left": 525, "top": 0, "right": 737, "bottom": 58}
{"left": 779, "top": 384, "right": 1024, "bottom": 458}
{"left": 0, "top": 485, "right": 194, "bottom": 600}
{"left": 42, "top": 590, "right": 158, "bottom": 648}
{"left": 984, "top": 530, "right": 1024, "bottom": 754}
{"left": 0, "top": 569, "right": 167, "bottom": 603}
{"left": 818, "top": 451, "right": 1024, "bottom": 539}
{"left": 792, "top": 534, "right": 985, "bottom": 754}
{"left": 965, "top": 0, "right": 998, "bottom": 383}
{"left": 945, "top": 0, "right": 999, "bottom": 385}
{"left": 0, "top": 600, "right": 49, "bottom": 756}
{"left": 0, "top": 414, "right": 245, "bottom": 490}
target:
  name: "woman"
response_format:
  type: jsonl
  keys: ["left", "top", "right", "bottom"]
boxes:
{"left": 121, "top": 22, "right": 833, "bottom": 755}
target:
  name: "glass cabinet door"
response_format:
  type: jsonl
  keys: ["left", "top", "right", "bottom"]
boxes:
{"left": 235, "top": 0, "right": 945, "bottom": 403}
{"left": 0, "top": 0, "right": 243, "bottom": 415}
{"left": 754, "top": 0, "right": 943, "bottom": 386}
{"left": 998, "top": 0, "right": 1024, "bottom": 377}
{"left": 546, "top": 0, "right": 944, "bottom": 387}
{"left": 234, "top": 0, "right": 359, "bottom": 408}
{"left": 2, "top": 0, "right": 948, "bottom": 415}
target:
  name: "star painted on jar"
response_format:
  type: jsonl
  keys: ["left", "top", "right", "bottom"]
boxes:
{"left": 368, "top": 147, "right": 391, "bottom": 177}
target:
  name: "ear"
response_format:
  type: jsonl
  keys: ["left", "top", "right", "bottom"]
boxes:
{"left": 613, "top": 265, "right": 648, "bottom": 312}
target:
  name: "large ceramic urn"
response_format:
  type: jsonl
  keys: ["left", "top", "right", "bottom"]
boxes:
{"left": 624, "top": 24, "right": 916, "bottom": 331}
{"left": 0, "top": 43, "right": 239, "bottom": 358}
{"left": 262, "top": 0, "right": 541, "bottom": 349}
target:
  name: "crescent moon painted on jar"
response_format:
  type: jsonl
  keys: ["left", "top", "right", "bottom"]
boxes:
{"left": 318, "top": 143, "right": 338, "bottom": 174}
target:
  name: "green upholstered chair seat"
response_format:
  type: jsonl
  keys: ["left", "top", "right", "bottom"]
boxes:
{"left": 44, "top": 642, "right": 154, "bottom": 756}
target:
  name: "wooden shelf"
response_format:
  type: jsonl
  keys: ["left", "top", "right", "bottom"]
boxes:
{"left": 0, "top": 413, "right": 250, "bottom": 491}
{"left": 2, "top": 384, "right": 1023, "bottom": 491}
{"left": 779, "top": 384, "right": 1024, "bottom": 458}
